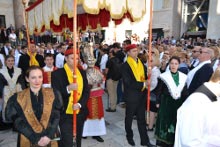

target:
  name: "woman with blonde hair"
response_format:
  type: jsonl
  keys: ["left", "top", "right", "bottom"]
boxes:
{"left": 177, "top": 51, "right": 189, "bottom": 74}
{"left": 147, "top": 52, "right": 161, "bottom": 131}
{"left": 209, "top": 46, "right": 220, "bottom": 71}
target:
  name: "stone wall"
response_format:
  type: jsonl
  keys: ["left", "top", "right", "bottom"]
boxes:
{"left": 152, "top": 0, "right": 182, "bottom": 38}
{"left": 206, "top": 0, "right": 220, "bottom": 40}
{"left": 13, "top": 0, "right": 25, "bottom": 29}
{"left": 0, "top": 0, "right": 15, "bottom": 28}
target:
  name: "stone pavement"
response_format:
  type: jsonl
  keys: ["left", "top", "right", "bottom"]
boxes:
{"left": 0, "top": 92, "right": 156, "bottom": 147}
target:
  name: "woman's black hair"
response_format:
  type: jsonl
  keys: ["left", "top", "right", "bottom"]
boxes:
{"left": 25, "top": 65, "right": 43, "bottom": 78}
{"left": 5, "top": 55, "right": 15, "bottom": 61}
{"left": 169, "top": 56, "right": 180, "bottom": 64}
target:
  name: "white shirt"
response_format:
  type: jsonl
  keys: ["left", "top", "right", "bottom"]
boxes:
{"left": 46, "top": 49, "right": 55, "bottom": 54}
{"left": 9, "top": 33, "right": 16, "bottom": 42}
{"left": 14, "top": 49, "right": 21, "bottom": 67}
{"left": 212, "top": 59, "right": 219, "bottom": 72}
{"left": 150, "top": 66, "right": 161, "bottom": 91}
{"left": 175, "top": 82, "right": 220, "bottom": 147}
{"left": 190, "top": 58, "right": 199, "bottom": 68}
{"left": 99, "top": 53, "right": 108, "bottom": 72}
{"left": 55, "top": 53, "right": 64, "bottom": 68}
{"left": 3, "top": 46, "right": 10, "bottom": 56}
{"left": 0, "top": 54, "right": 5, "bottom": 67}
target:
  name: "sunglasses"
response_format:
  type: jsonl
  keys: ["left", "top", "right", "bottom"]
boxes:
{"left": 199, "top": 51, "right": 209, "bottom": 54}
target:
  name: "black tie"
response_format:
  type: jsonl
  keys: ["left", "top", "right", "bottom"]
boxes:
{"left": 191, "top": 59, "right": 196, "bottom": 66}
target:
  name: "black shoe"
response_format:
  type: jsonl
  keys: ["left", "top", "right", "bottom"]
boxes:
{"left": 105, "top": 108, "right": 116, "bottom": 112}
{"left": 141, "top": 142, "right": 156, "bottom": 147}
{"left": 82, "top": 137, "right": 87, "bottom": 139}
{"left": 92, "top": 136, "right": 104, "bottom": 142}
{"left": 127, "top": 138, "right": 135, "bottom": 146}
{"left": 147, "top": 128, "right": 154, "bottom": 132}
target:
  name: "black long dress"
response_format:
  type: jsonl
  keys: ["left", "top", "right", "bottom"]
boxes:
{"left": 154, "top": 71, "right": 188, "bottom": 147}
{"left": 5, "top": 88, "right": 62, "bottom": 147}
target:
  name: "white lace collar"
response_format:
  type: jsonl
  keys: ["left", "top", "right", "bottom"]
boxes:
{"left": 160, "top": 71, "right": 187, "bottom": 100}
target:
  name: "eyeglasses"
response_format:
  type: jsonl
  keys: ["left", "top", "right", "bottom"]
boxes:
{"left": 199, "top": 51, "right": 209, "bottom": 54}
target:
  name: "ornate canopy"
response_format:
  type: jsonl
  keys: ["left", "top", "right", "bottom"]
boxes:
{"left": 25, "top": 0, "right": 146, "bottom": 34}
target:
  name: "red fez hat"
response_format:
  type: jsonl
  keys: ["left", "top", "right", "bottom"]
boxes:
{"left": 64, "top": 48, "right": 79, "bottom": 56}
{"left": 30, "top": 40, "right": 35, "bottom": 44}
{"left": 125, "top": 44, "right": 137, "bottom": 52}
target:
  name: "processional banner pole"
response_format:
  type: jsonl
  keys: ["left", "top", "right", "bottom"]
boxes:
{"left": 22, "top": 0, "right": 31, "bottom": 50}
{"left": 72, "top": 0, "right": 78, "bottom": 145}
{"left": 147, "top": 0, "right": 153, "bottom": 112}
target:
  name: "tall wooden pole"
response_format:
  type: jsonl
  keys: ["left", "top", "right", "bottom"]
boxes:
{"left": 147, "top": 0, "right": 153, "bottom": 112}
{"left": 22, "top": 1, "right": 30, "bottom": 50}
{"left": 73, "top": 0, "right": 78, "bottom": 141}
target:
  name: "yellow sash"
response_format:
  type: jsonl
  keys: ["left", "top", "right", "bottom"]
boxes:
{"left": 27, "top": 51, "right": 39, "bottom": 66}
{"left": 64, "top": 63, "right": 83, "bottom": 114}
{"left": 127, "top": 56, "right": 145, "bottom": 82}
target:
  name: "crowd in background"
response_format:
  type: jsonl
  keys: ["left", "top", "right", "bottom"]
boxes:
{"left": 1, "top": 27, "right": 220, "bottom": 146}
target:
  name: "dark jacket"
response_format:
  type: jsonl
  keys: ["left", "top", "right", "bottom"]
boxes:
{"left": 51, "top": 68, "right": 90, "bottom": 118}
{"left": 188, "top": 63, "right": 213, "bottom": 95}
{"left": 18, "top": 54, "right": 45, "bottom": 74}
{"left": 121, "top": 60, "right": 147, "bottom": 103}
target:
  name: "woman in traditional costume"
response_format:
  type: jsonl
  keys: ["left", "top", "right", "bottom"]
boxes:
{"left": 0, "top": 55, "right": 25, "bottom": 123}
{"left": 5, "top": 66, "right": 62, "bottom": 147}
{"left": 154, "top": 56, "right": 188, "bottom": 147}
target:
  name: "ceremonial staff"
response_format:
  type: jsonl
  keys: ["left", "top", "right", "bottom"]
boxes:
{"left": 147, "top": 0, "right": 153, "bottom": 112}
{"left": 22, "top": 0, "right": 30, "bottom": 50}
{"left": 72, "top": 0, "right": 78, "bottom": 146}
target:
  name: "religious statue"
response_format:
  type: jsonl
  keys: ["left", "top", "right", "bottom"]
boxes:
{"left": 82, "top": 43, "right": 106, "bottom": 142}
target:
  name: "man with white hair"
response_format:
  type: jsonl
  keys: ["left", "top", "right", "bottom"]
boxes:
{"left": 186, "top": 46, "right": 214, "bottom": 95}
{"left": 175, "top": 67, "right": 220, "bottom": 147}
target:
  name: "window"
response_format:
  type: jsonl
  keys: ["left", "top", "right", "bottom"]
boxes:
{"left": 125, "top": 30, "right": 132, "bottom": 39}
{"left": 0, "top": 15, "right": 6, "bottom": 28}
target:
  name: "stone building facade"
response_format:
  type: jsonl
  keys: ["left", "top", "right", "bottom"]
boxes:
{"left": 0, "top": 0, "right": 34, "bottom": 29}
{"left": 0, "top": 0, "right": 16, "bottom": 28}
{"left": 152, "top": 0, "right": 182, "bottom": 39}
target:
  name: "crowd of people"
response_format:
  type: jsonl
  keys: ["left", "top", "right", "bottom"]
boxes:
{"left": 0, "top": 34, "right": 220, "bottom": 147}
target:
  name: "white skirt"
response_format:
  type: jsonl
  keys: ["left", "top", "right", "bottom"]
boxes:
{"left": 82, "top": 118, "right": 106, "bottom": 136}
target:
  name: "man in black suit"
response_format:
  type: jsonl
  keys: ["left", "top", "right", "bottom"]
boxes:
{"left": 189, "top": 46, "right": 200, "bottom": 70}
{"left": 51, "top": 48, "right": 90, "bottom": 147}
{"left": 0, "top": 42, "right": 11, "bottom": 56}
{"left": 187, "top": 46, "right": 214, "bottom": 95}
{"left": 121, "top": 44, "right": 155, "bottom": 147}
{"left": 18, "top": 41, "right": 45, "bottom": 75}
